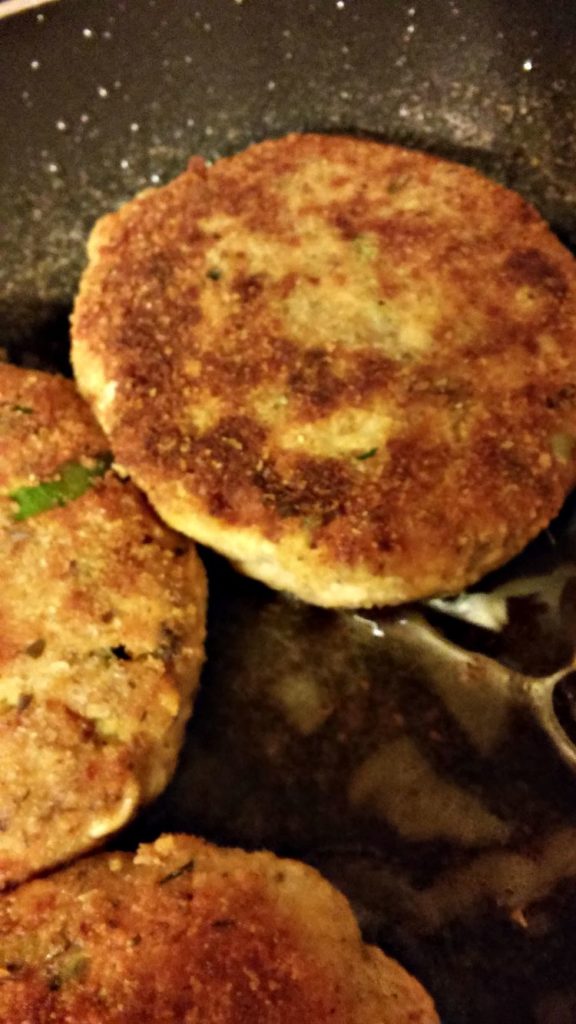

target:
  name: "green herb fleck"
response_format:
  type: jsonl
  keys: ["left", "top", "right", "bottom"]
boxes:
{"left": 12, "top": 405, "right": 34, "bottom": 414}
{"left": 551, "top": 432, "right": 576, "bottom": 464}
{"left": 355, "top": 447, "right": 378, "bottom": 461}
{"left": 48, "top": 948, "right": 90, "bottom": 990}
{"left": 159, "top": 859, "right": 195, "bottom": 885}
{"left": 352, "top": 234, "right": 378, "bottom": 260}
{"left": 9, "top": 454, "right": 112, "bottom": 521}
{"left": 59, "top": 950, "right": 90, "bottom": 983}
{"left": 207, "top": 267, "right": 222, "bottom": 280}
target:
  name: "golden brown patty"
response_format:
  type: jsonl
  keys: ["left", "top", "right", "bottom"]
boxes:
{"left": 72, "top": 132, "right": 576, "bottom": 607}
{"left": 0, "top": 833, "right": 438, "bottom": 1023}
{"left": 0, "top": 365, "right": 206, "bottom": 888}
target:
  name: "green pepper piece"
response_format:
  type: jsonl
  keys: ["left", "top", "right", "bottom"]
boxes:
{"left": 9, "top": 454, "right": 113, "bottom": 521}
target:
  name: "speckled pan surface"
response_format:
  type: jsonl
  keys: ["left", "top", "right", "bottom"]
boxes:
{"left": 2, "top": 2, "right": 576, "bottom": 1023}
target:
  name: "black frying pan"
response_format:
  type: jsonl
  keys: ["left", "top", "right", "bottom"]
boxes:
{"left": 2, "top": 2, "right": 576, "bottom": 1022}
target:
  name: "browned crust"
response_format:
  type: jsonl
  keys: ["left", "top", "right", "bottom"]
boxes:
{"left": 0, "top": 834, "right": 438, "bottom": 1023}
{"left": 72, "top": 133, "right": 576, "bottom": 605}
{"left": 0, "top": 365, "right": 206, "bottom": 887}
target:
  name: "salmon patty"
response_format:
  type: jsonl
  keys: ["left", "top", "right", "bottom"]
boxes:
{"left": 0, "top": 365, "right": 206, "bottom": 887}
{"left": 0, "top": 833, "right": 438, "bottom": 1023}
{"left": 72, "top": 133, "right": 576, "bottom": 607}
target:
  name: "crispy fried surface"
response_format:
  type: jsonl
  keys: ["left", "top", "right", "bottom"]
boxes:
{"left": 0, "top": 834, "right": 438, "bottom": 1023}
{"left": 72, "top": 133, "right": 576, "bottom": 606}
{"left": 0, "top": 365, "right": 206, "bottom": 888}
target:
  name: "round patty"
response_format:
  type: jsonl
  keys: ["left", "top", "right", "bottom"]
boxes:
{"left": 0, "top": 365, "right": 206, "bottom": 888}
{"left": 0, "top": 833, "right": 438, "bottom": 1023}
{"left": 72, "top": 133, "right": 576, "bottom": 607}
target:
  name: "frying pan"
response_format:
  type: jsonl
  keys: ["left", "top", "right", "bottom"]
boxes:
{"left": 2, "top": 2, "right": 576, "bottom": 1021}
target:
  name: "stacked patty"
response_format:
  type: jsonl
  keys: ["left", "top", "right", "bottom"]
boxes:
{"left": 0, "top": 834, "right": 438, "bottom": 1023}
{"left": 72, "top": 133, "right": 576, "bottom": 606}
{"left": 0, "top": 364, "right": 206, "bottom": 888}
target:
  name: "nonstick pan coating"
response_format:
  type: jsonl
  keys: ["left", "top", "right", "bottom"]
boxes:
{"left": 2, "top": 2, "right": 576, "bottom": 1022}
{"left": 1, "top": 0, "right": 575, "bottom": 360}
